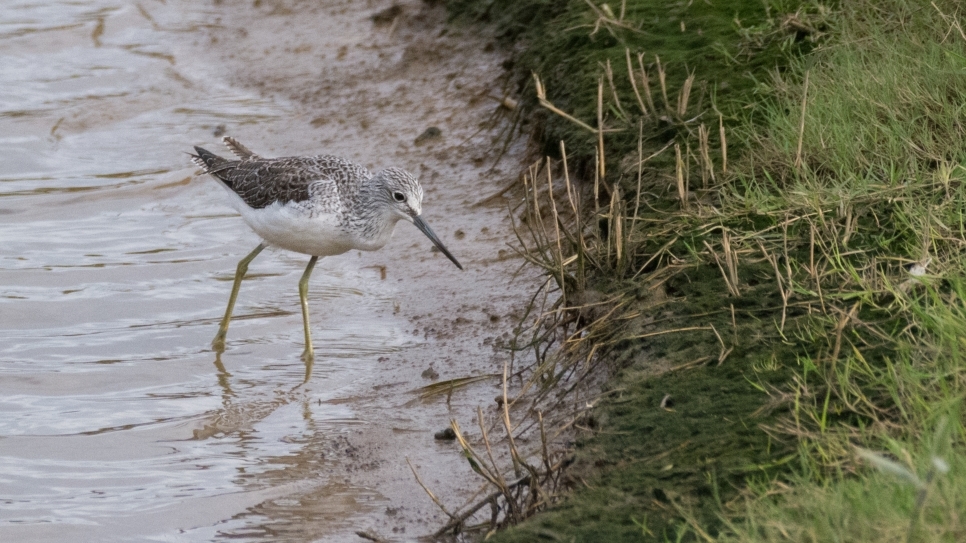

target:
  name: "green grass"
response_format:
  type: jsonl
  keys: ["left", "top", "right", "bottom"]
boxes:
{"left": 447, "top": 0, "right": 966, "bottom": 541}
{"left": 721, "top": 417, "right": 966, "bottom": 542}
{"left": 449, "top": 0, "right": 827, "bottom": 164}
{"left": 708, "top": 2, "right": 966, "bottom": 538}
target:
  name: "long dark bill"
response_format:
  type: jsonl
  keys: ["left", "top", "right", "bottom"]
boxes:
{"left": 412, "top": 215, "right": 463, "bottom": 270}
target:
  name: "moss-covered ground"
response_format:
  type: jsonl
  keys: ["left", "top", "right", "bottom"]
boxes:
{"left": 448, "top": 0, "right": 966, "bottom": 541}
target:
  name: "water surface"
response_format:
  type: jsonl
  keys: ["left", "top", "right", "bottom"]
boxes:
{"left": 0, "top": 2, "right": 413, "bottom": 539}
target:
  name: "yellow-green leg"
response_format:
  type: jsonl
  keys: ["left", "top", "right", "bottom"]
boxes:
{"left": 299, "top": 256, "right": 319, "bottom": 363}
{"left": 212, "top": 242, "right": 267, "bottom": 352}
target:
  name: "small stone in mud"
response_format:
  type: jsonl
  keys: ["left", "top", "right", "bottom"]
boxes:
{"left": 356, "top": 530, "right": 388, "bottom": 542}
{"left": 212, "top": 124, "right": 226, "bottom": 137}
{"left": 421, "top": 366, "right": 439, "bottom": 380}
{"left": 454, "top": 229, "right": 465, "bottom": 240}
{"left": 434, "top": 427, "right": 456, "bottom": 440}
{"left": 494, "top": 395, "right": 505, "bottom": 407}
{"left": 414, "top": 126, "right": 442, "bottom": 146}
{"left": 371, "top": 4, "right": 402, "bottom": 25}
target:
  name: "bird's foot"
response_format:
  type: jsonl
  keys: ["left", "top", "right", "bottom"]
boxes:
{"left": 300, "top": 347, "right": 315, "bottom": 364}
{"left": 212, "top": 331, "right": 228, "bottom": 353}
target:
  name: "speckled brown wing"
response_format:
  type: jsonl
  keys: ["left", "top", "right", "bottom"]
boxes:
{"left": 216, "top": 158, "right": 316, "bottom": 209}
{"left": 193, "top": 146, "right": 372, "bottom": 210}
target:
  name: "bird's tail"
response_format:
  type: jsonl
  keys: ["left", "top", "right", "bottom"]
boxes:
{"left": 190, "top": 146, "right": 240, "bottom": 190}
{"left": 223, "top": 136, "right": 259, "bottom": 159}
{"left": 191, "top": 146, "right": 232, "bottom": 173}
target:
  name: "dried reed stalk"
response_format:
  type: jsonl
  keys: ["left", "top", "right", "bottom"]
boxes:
{"left": 637, "top": 52, "right": 657, "bottom": 115}
{"left": 625, "top": 48, "right": 648, "bottom": 117}
{"left": 675, "top": 143, "right": 688, "bottom": 209}
{"left": 698, "top": 123, "right": 715, "bottom": 186}
{"left": 677, "top": 72, "right": 695, "bottom": 117}
{"left": 407, "top": 457, "right": 458, "bottom": 520}
{"left": 656, "top": 55, "right": 669, "bottom": 112}
{"left": 597, "top": 78, "right": 606, "bottom": 180}
{"left": 605, "top": 58, "right": 627, "bottom": 119}
{"left": 795, "top": 70, "right": 810, "bottom": 173}
{"left": 533, "top": 73, "right": 598, "bottom": 134}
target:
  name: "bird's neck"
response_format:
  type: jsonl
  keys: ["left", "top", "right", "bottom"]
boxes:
{"left": 348, "top": 182, "right": 402, "bottom": 248}
{"left": 350, "top": 178, "right": 383, "bottom": 220}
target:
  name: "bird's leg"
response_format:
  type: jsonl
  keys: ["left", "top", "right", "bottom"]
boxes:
{"left": 212, "top": 242, "right": 267, "bottom": 352}
{"left": 298, "top": 256, "right": 319, "bottom": 364}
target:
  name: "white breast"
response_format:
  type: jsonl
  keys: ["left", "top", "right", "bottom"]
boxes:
{"left": 238, "top": 202, "right": 353, "bottom": 256}
{"left": 215, "top": 181, "right": 402, "bottom": 257}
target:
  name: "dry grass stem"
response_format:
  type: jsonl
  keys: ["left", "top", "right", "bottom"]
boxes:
{"left": 532, "top": 73, "right": 599, "bottom": 134}
{"left": 656, "top": 55, "right": 670, "bottom": 113}
{"left": 626, "top": 48, "right": 648, "bottom": 116}
{"left": 637, "top": 52, "right": 658, "bottom": 115}
{"left": 794, "top": 70, "right": 810, "bottom": 173}
{"left": 759, "top": 240, "right": 791, "bottom": 332}
{"left": 704, "top": 237, "right": 740, "bottom": 297}
{"left": 605, "top": 58, "right": 627, "bottom": 119}
{"left": 677, "top": 72, "right": 695, "bottom": 117}
{"left": 597, "top": 77, "right": 606, "bottom": 179}
{"left": 709, "top": 324, "right": 733, "bottom": 364}
{"left": 722, "top": 230, "right": 739, "bottom": 293}
{"left": 624, "top": 326, "right": 713, "bottom": 341}
{"left": 501, "top": 361, "right": 523, "bottom": 471}
{"left": 546, "top": 158, "right": 566, "bottom": 301}
{"left": 633, "top": 120, "right": 644, "bottom": 228}
{"left": 698, "top": 123, "right": 715, "bottom": 186}
{"left": 675, "top": 143, "right": 688, "bottom": 209}
{"left": 407, "top": 457, "right": 458, "bottom": 521}
{"left": 581, "top": 0, "right": 643, "bottom": 37}
{"left": 719, "top": 112, "right": 727, "bottom": 173}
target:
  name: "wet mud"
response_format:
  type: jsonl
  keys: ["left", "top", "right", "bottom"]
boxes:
{"left": 0, "top": 0, "right": 536, "bottom": 540}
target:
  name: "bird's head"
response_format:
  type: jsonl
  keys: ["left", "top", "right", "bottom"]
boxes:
{"left": 376, "top": 167, "right": 424, "bottom": 220}
{"left": 373, "top": 168, "right": 462, "bottom": 270}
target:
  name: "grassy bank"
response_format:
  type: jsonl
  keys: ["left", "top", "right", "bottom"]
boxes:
{"left": 446, "top": 0, "right": 966, "bottom": 541}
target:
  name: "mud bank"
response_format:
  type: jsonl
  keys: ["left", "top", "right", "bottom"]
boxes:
{"left": 185, "top": 0, "right": 542, "bottom": 539}
{"left": 0, "top": 0, "right": 543, "bottom": 541}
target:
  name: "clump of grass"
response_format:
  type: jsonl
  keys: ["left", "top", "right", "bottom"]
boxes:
{"left": 718, "top": 416, "right": 965, "bottom": 542}
{"left": 702, "top": 1, "right": 966, "bottom": 537}
{"left": 448, "top": 0, "right": 966, "bottom": 540}
{"left": 409, "top": 361, "right": 581, "bottom": 539}
{"left": 726, "top": 0, "right": 966, "bottom": 457}
{"left": 449, "top": 0, "right": 829, "bottom": 167}
{"left": 440, "top": 0, "right": 833, "bottom": 540}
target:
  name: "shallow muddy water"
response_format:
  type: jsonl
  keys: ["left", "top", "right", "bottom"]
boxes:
{"left": 0, "top": 1, "right": 533, "bottom": 541}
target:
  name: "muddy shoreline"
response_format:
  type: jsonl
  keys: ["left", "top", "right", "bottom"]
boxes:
{"left": 186, "top": 0, "right": 539, "bottom": 539}
{"left": 0, "top": 0, "right": 552, "bottom": 540}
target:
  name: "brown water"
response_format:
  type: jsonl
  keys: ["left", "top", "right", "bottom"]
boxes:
{"left": 0, "top": 1, "right": 534, "bottom": 540}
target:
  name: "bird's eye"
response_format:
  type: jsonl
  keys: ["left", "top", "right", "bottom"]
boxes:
{"left": 393, "top": 192, "right": 405, "bottom": 202}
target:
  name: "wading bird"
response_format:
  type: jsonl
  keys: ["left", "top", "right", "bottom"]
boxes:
{"left": 191, "top": 137, "right": 462, "bottom": 363}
